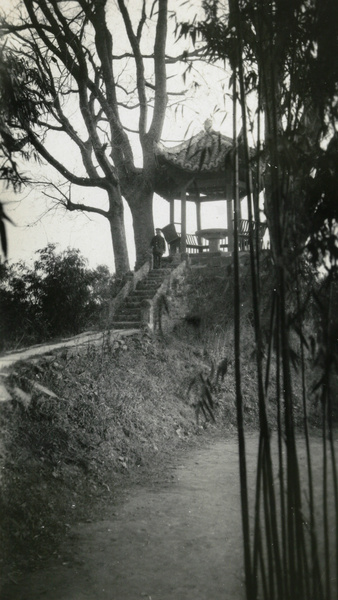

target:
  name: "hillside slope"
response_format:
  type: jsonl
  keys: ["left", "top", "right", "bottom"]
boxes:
{"left": 0, "top": 324, "right": 237, "bottom": 583}
{"left": 0, "top": 259, "right": 318, "bottom": 585}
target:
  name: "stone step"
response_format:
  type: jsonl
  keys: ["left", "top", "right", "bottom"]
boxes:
{"left": 124, "top": 299, "right": 144, "bottom": 308}
{"left": 111, "top": 321, "right": 142, "bottom": 330}
{"left": 113, "top": 312, "right": 141, "bottom": 323}
{"left": 129, "top": 290, "right": 157, "bottom": 299}
{"left": 147, "top": 269, "right": 171, "bottom": 278}
{"left": 116, "top": 307, "right": 141, "bottom": 317}
{"left": 110, "top": 263, "right": 176, "bottom": 330}
{"left": 136, "top": 281, "right": 162, "bottom": 291}
{"left": 162, "top": 256, "right": 180, "bottom": 266}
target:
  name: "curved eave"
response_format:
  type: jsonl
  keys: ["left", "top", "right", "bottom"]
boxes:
{"left": 155, "top": 130, "right": 234, "bottom": 174}
{"left": 154, "top": 156, "right": 248, "bottom": 202}
{"left": 154, "top": 129, "right": 259, "bottom": 202}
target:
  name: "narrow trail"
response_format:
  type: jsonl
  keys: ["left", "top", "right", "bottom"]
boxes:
{"left": 2, "top": 434, "right": 249, "bottom": 600}
{"left": 0, "top": 329, "right": 138, "bottom": 374}
{"left": 1, "top": 432, "right": 333, "bottom": 600}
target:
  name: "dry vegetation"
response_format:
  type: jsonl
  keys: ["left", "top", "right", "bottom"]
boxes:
{"left": 0, "top": 263, "right": 323, "bottom": 587}
{"left": 0, "top": 329, "right": 226, "bottom": 583}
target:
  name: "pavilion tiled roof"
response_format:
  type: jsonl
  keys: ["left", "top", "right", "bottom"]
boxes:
{"left": 155, "top": 128, "right": 234, "bottom": 173}
{"left": 153, "top": 124, "right": 258, "bottom": 201}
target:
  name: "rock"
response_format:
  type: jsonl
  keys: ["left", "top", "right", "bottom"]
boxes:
{"left": 13, "top": 386, "right": 32, "bottom": 408}
{"left": 0, "top": 382, "right": 12, "bottom": 403}
{"left": 32, "top": 382, "right": 58, "bottom": 399}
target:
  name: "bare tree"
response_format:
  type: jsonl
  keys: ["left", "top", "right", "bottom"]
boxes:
{"left": 0, "top": 0, "right": 202, "bottom": 275}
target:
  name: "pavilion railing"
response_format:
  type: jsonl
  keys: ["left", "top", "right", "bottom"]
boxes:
{"left": 161, "top": 219, "right": 267, "bottom": 254}
{"left": 237, "top": 219, "right": 267, "bottom": 250}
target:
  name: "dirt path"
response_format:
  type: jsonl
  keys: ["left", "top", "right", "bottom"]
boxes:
{"left": 1, "top": 434, "right": 248, "bottom": 600}
{"left": 0, "top": 329, "right": 138, "bottom": 373}
{"left": 1, "top": 432, "right": 334, "bottom": 600}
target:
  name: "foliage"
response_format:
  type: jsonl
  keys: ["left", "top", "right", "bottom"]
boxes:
{"left": 0, "top": 47, "right": 50, "bottom": 261}
{"left": 306, "top": 135, "right": 338, "bottom": 267}
{"left": 0, "top": 46, "right": 47, "bottom": 190}
{"left": 179, "top": 0, "right": 338, "bottom": 268}
{"left": 187, "top": 370, "right": 215, "bottom": 425}
{"left": 0, "top": 244, "right": 115, "bottom": 350}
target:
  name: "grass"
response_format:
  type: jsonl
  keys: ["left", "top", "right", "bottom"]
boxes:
{"left": 0, "top": 263, "right": 325, "bottom": 588}
{"left": 0, "top": 330, "right": 230, "bottom": 583}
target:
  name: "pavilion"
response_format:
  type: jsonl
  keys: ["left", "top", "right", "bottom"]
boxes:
{"left": 153, "top": 121, "right": 263, "bottom": 254}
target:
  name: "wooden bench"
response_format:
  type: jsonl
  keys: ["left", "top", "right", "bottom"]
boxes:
{"left": 186, "top": 234, "right": 209, "bottom": 253}
{"left": 238, "top": 219, "right": 267, "bottom": 251}
{"left": 161, "top": 221, "right": 267, "bottom": 254}
{"left": 162, "top": 224, "right": 209, "bottom": 254}
{"left": 161, "top": 224, "right": 180, "bottom": 254}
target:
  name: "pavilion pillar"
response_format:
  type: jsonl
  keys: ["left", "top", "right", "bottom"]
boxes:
{"left": 196, "top": 201, "right": 202, "bottom": 243}
{"left": 226, "top": 184, "right": 234, "bottom": 252}
{"left": 236, "top": 193, "right": 242, "bottom": 221}
{"left": 180, "top": 189, "right": 187, "bottom": 253}
{"left": 170, "top": 199, "right": 175, "bottom": 224}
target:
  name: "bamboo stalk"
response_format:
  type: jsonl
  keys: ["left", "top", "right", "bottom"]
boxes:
{"left": 232, "top": 65, "right": 253, "bottom": 599}
{"left": 253, "top": 80, "right": 262, "bottom": 280}
{"left": 293, "top": 243, "right": 323, "bottom": 599}
{"left": 252, "top": 434, "right": 264, "bottom": 599}
{"left": 264, "top": 292, "right": 275, "bottom": 395}
{"left": 257, "top": 526, "right": 269, "bottom": 600}
{"left": 326, "top": 278, "right": 338, "bottom": 597}
{"left": 322, "top": 393, "right": 330, "bottom": 600}
{"left": 262, "top": 447, "right": 275, "bottom": 599}
{"left": 275, "top": 296, "right": 288, "bottom": 596}
{"left": 263, "top": 10, "right": 306, "bottom": 596}
{"left": 223, "top": 3, "right": 336, "bottom": 599}
{"left": 234, "top": 5, "right": 284, "bottom": 597}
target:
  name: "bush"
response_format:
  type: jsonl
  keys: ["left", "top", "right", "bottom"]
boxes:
{"left": 0, "top": 244, "right": 116, "bottom": 350}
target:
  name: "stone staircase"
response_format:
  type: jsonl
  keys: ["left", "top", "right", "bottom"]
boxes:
{"left": 111, "top": 265, "right": 174, "bottom": 330}
{"left": 110, "top": 252, "right": 235, "bottom": 331}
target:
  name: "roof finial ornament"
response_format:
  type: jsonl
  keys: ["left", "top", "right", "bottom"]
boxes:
{"left": 204, "top": 117, "right": 213, "bottom": 132}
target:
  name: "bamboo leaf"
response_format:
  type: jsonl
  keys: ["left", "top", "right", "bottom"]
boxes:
{"left": 311, "top": 375, "right": 326, "bottom": 394}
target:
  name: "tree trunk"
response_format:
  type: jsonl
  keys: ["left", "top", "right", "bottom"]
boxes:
{"left": 107, "top": 188, "right": 130, "bottom": 277}
{"left": 128, "top": 188, "right": 155, "bottom": 270}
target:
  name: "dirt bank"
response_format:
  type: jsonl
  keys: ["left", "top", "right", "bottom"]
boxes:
{"left": 1, "top": 431, "right": 335, "bottom": 600}
{"left": 0, "top": 432, "right": 247, "bottom": 600}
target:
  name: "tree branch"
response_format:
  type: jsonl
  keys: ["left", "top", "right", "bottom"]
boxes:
{"left": 32, "top": 40, "right": 102, "bottom": 180}
{"left": 165, "top": 46, "right": 209, "bottom": 63}
{"left": 26, "top": 126, "right": 114, "bottom": 188}
{"left": 136, "top": 0, "right": 147, "bottom": 42}
{"left": 147, "top": 0, "right": 168, "bottom": 142}
{"left": 117, "top": 101, "right": 141, "bottom": 110}
{"left": 40, "top": 182, "right": 109, "bottom": 219}
{"left": 36, "top": 120, "right": 64, "bottom": 131}
{"left": 110, "top": 47, "right": 209, "bottom": 63}
{"left": 39, "top": 0, "right": 115, "bottom": 179}
{"left": 78, "top": 0, "right": 136, "bottom": 174}
{"left": 66, "top": 198, "right": 109, "bottom": 218}
{"left": 117, "top": 0, "right": 148, "bottom": 140}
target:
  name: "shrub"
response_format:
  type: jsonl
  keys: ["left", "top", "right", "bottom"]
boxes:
{"left": 0, "top": 244, "right": 116, "bottom": 350}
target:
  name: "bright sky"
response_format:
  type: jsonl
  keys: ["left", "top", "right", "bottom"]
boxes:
{"left": 1, "top": 0, "right": 242, "bottom": 273}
